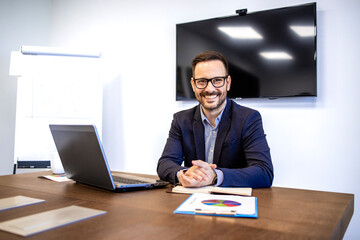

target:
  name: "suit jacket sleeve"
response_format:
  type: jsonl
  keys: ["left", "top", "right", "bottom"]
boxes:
{"left": 157, "top": 112, "right": 187, "bottom": 184}
{"left": 216, "top": 107, "right": 274, "bottom": 188}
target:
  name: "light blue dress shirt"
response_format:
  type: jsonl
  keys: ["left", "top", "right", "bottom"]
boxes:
{"left": 200, "top": 100, "right": 227, "bottom": 186}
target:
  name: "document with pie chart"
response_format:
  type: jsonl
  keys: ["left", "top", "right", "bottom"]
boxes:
{"left": 174, "top": 193, "right": 257, "bottom": 218}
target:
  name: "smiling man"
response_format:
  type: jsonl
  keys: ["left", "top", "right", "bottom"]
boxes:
{"left": 157, "top": 51, "right": 274, "bottom": 188}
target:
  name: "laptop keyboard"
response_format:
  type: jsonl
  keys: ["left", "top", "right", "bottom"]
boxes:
{"left": 112, "top": 175, "right": 148, "bottom": 184}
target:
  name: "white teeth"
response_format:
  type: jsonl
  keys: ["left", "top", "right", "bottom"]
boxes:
{"left": 205, "top": 95, "right": 217, "bottom": 99}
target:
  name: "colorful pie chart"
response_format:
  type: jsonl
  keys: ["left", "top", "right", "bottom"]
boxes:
{"left": 201, "top": 199, "right": 241, "bottom": 207}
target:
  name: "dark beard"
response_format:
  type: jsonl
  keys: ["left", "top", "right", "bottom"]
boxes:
{"left": 200, "top": 93, "right": 226, "bottom": 112}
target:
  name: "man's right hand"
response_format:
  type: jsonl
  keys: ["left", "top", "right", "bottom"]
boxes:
{"left": 178, "top": 160, "right": 217, "bottom": 187}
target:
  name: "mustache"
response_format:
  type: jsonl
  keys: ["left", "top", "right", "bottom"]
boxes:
{"left": 200, "top": 91, "right": 220, "bottom": 96}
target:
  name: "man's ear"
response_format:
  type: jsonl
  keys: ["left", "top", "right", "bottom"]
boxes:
{"left": 226, "top": 75, "right": 232, "bottom": 91}
{"left": 190, "top": 78, "right": 196, "bottom": 92}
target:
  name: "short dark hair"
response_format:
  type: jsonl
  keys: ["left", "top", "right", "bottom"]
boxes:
{"left": 191, "top": 51, "right": 229, "bottom": 77}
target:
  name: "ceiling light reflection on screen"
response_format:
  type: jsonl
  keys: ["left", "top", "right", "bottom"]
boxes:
{"left": 260, "top": 51, "right": 293, "bottom": 60}
{"left": 290, "top": 26, "right": 316, "bottom": 37}
{"left": 218, "top": 26, "right": 263, "bottom": 39}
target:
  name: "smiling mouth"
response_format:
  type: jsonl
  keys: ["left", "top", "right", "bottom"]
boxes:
{"left": 203, "top": 94, "right": 218, "bottom": 99}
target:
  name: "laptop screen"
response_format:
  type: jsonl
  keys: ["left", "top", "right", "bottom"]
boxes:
{"left": 49, "top": 125, "right": 115, "bottom": 190}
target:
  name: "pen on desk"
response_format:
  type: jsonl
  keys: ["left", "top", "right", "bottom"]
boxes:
{"left": 194, "top": 209, "right": 237, "bottom": 215}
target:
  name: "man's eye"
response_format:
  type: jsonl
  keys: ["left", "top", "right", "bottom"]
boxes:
{"left": 197, "top": 80, "right": 207, "bottom": 85}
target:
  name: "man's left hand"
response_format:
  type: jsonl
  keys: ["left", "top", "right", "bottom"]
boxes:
{"left": 179, "top": 160, "right": 217, "bottom": 187}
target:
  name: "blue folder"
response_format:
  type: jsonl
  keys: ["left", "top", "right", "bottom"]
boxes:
{"left": 174, "top": 193, "right": 258, "bottom": 218}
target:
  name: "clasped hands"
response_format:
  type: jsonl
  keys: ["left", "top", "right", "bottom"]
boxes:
{"left": 179, "top": 160, "right": 217, "bottom": 187}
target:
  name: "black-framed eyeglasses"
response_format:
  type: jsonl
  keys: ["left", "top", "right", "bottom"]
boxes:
{"left": 192, "top": 76, "right": 229, "bottom": 89}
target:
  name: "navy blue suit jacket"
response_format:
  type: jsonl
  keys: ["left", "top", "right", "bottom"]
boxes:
{"left": 157, "top": 99, "right": 274, "bottom": 188}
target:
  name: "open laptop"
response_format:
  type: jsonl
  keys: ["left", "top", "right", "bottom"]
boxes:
{"left": 49, "top": 124, "right": 168, "bottom": 191}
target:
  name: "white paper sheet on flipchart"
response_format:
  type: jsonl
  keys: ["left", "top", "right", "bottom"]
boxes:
{"left": 0, "top": 205, "right": 106, "bottom": 237}
{"left": 0, "top": 196, "right": 45, "bottom": 211}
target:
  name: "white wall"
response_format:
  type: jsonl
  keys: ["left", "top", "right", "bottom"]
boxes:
{"left": 1, "top": 0, "right": 359, "bottom": 238}
{"left": 0, "top": 0, "right": 51, "bottom": 175}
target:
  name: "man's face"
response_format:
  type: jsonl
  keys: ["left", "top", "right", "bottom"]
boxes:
{"left": 191, "top": 60, "right": 231, "bottom": 113}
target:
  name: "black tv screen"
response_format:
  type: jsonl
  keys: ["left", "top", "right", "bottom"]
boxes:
{"left": 176, "top": 3, "right": 317, "bottom": 100}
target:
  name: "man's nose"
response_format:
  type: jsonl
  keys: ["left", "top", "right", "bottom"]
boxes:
{"left": 204, "top": 80, "right": 216, "bottom": 91}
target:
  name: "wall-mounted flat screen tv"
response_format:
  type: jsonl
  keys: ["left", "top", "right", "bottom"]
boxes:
{"left": 176, "top": 3, "right": 317, "bottom": 100}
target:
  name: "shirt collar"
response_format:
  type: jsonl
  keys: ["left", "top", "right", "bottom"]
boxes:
{"left": 200, "top": 99, "right": 227, "bottom": 128}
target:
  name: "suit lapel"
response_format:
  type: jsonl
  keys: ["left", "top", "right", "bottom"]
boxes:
{"left": 193, "top": 105, "right": 205, "bottom": 161}
{"left": 213, "top": 100, "right": 232, "bottom": 165}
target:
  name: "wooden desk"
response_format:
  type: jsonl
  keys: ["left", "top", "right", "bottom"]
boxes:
{"left": 0, "top": 171, "right": 354, "bottom": 240}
